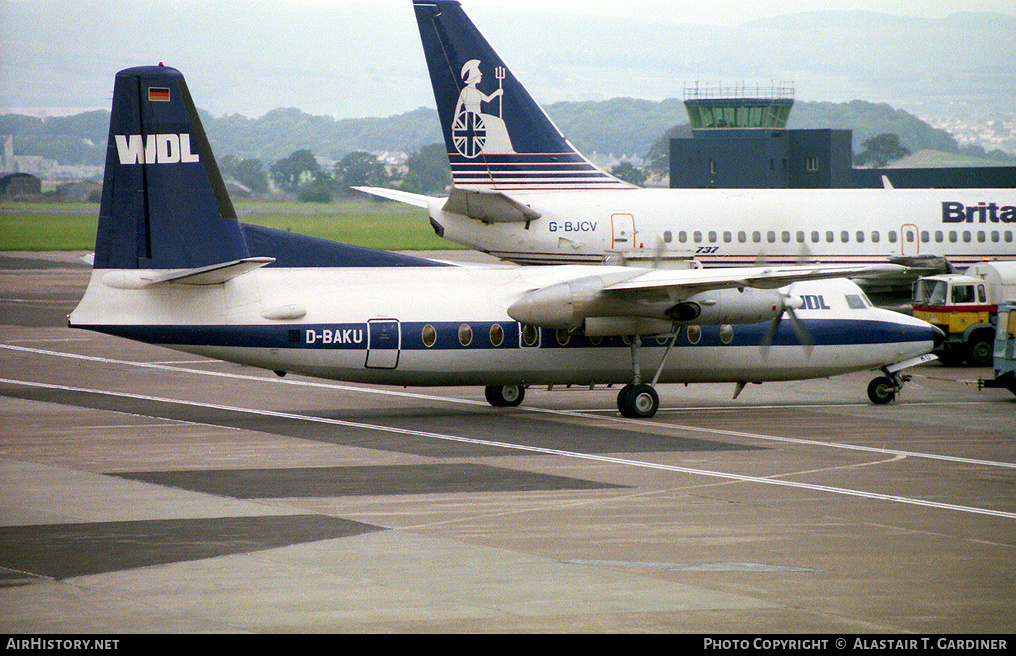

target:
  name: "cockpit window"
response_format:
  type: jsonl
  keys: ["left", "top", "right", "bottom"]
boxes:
{"left": 845, "top": 294, "right": 866, "bottom": 310}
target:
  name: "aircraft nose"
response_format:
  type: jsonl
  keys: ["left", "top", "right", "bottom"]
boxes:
{"left": 931, "top": 324, "right": 946, "bottom": 349}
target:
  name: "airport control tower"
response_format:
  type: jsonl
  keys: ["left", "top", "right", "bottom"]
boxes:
{"left": 672, "top": 82, "right": 853, "bottom": 189}
{"left": 682, "top": 83, "right": 794, "bottom": 132}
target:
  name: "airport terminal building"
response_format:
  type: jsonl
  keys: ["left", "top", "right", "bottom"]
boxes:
{"left": 670, "top": 86, "right": 1016, "bottom": 189}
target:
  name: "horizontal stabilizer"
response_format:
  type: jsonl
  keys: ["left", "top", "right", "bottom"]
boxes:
{"left": 353, "top": 186, "right": 436, "bottom": 209}
{"left": 143, "top": 257, "right": 274, "bottom": 285}
{"left": 443, "top": 188, "right": 542, "bottom": 223}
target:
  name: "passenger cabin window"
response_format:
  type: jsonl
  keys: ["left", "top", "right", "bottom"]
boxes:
{"left": 871, "top": 231, "right": 880, "bottom": 243}
{"left": 663, "top": 230, "right": 672, "bottom": 243}
{"left": 888, "top": 231, "right": 898, "bottom": 243}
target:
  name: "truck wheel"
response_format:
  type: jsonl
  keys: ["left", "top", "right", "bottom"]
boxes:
{"left": 966, "top": 336, "right": 994, "bottom": 367}
{"left": 867, "top": 376, "right": 897, "bottom": 405}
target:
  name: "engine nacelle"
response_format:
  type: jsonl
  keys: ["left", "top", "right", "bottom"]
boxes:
{"left": 507, "top": 271, "right": 641, "bottom": 330}
{"left": 666, "top": 288, "right": 791, "bottom": 325}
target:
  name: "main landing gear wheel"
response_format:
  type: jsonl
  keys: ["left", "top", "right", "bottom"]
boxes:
{"left": 617, "top": 383, "right": 660, "bottom": 418}
{"left": 867, "top": 376, "right": 897, "bottom": 405}
{"left": 485, "top": 384, "right": 525, "bottom": 407}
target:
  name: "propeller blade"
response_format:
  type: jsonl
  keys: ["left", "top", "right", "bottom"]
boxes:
{"left": 785, "top": 306, "right": 814, "bottom": 357}
{"left": 759, "top": 313, "right": 782, "bottom": 357}
{"left": 652, "top": 236, "right": 666, "bottom": 269}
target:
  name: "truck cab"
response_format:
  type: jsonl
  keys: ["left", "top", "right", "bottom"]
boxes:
{"left": 913, "top": 274, "right": 995, "bottom": 366}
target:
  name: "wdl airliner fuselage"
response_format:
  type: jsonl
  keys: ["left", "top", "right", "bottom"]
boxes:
{"left": 70, "top": 65, "right": 940, "bottom": 419}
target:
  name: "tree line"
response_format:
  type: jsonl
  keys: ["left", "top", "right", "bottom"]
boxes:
{"left": 3, "top": 98, "right": 1012, "bottom": 200}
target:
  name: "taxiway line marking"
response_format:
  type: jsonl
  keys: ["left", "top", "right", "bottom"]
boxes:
{"left": 3, "top": 343, "right": 1012, "bottom": 472}
{"left": 2, "top": 375, "right": 1014, "bottom": 521}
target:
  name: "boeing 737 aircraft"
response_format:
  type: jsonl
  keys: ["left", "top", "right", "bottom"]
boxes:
{"left": 359, "top": 1, "right": 1015, "bottom": 285}
{"left": 69, "top": 65, "right": 940, "bottom": 418}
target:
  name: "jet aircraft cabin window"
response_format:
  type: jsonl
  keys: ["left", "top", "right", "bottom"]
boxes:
{"left": 738, "top": 231, "right": 747, "bottom": 243}
{"left": 709, "top": 231, "right": 717, "bottom": 243}
{"left": 935, "top": 231, "right": 943, "bottom": 243}
{"left": 889, "top": 231, "right": 898, "bottom": 243}
{"left": 767, "top": 231, "right": 776, "bottom": 243}
{"left": 841, "top": 231, "right": 849, "bottom": 243}
{"left": 856, "top": 231, "right": 864, "bottom": 243}
{"left": 782, "top": 231, "right": 791, "bottom": 243}
{"left": 811, "top": 231, "right": 820, "bottom": 243}
{"left": 796, "top": 231, "right": 805, "bottom": 243}
{"left": 678, "top": 231, "right": 687, "bottom": 243}
{"left": 920, "top": 231, "right": 929, "bottom": 243}
{"left": 694, "top": 231, "right": 702, "bottom": 243}
{"left": 872, "top": 231, "right": 880, "bottom": 243}
{"left": 753, "top": 231, "right": 762, "bottom": 243}
{"left": 724, "top": 231, "right": 732, "bottom": 243}
{"left": 663, "top": 230, "right": 672, "bottom": 243}
{"left": 826, "top": 231, "right": 834, "bottom": 243}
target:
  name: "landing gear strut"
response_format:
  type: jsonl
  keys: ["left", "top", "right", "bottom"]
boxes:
{"left": 616, "top": 329, "right": 679, "bottom": 419}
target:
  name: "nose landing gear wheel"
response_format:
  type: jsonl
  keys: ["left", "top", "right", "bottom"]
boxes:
{"left": 617, "top": 383, "right": 660, "bottom": 418}
{"left": 867, "top": 376, "right": 897, "bottom": 405}
{"left": 485, "top": 384, "right": 525, "bottom": 407}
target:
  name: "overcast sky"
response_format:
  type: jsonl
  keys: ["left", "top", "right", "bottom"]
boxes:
{"left": 406, "top": 0, "right": 1012, "bottom": 26}
{"left": 2, "top": 0, "right": 1014, "bottom": 118}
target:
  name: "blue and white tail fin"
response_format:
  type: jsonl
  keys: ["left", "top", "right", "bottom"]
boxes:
{"left": 94, "top": 65, "right": 250, "bottom": 270}
{"left": 413, "top": 0, "right": 632, "bottom": 192}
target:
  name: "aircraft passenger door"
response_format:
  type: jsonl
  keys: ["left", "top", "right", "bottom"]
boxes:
{"left": 365, "top": 319, "right": 400, "bottom": 369}
{"left": 611, "top": 213, "right": 636, "bottom": 250}
{"left": 900, "top": 224, "right": 919, "bottom": 256}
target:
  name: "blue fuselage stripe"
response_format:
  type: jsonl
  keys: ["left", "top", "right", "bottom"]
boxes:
{"left": 74, "top": 319, "right": 931, "bottom": 351}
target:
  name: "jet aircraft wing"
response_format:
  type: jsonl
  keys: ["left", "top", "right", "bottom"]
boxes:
{"left": 353, "top": 186, "right": 435, "bottom": 208}
{"left": 356, "top": 186, "right": 541, "bottom": 224}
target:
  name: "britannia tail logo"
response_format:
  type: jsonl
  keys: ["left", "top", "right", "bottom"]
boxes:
{"left": 452, "top": 59, "right": 515, "bottom": 158}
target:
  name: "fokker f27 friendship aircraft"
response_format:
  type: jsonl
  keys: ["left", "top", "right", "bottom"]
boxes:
{"left": 69, "top": 65, "right": 940, "bottom": 418}
{"left": 360, "top": 0, "right": 1015, "bottom": 284}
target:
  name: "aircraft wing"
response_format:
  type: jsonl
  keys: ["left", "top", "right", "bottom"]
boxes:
{"left": 355, "top": 186, "right": 541, "bottom": 224}
{"left": 354, "top": 186, "right": 435, "bottom": 209}
{"left": 604, "top": 263, "right": 907, "bottom": 295}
